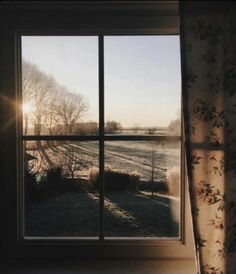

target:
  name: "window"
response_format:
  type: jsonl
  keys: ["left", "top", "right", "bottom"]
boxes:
{"left": 0, "top": 1, "right": 194, "bottom": 259}
{"left": 22, "top": 35, "right": 181, "bottom": 240}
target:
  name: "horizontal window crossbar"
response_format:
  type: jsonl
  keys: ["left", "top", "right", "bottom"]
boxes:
{"left": 22, "top": 135, "right": 181, "bottom": 142}
{"left": 105, "top": 135, "right": 180, "bottom": 141}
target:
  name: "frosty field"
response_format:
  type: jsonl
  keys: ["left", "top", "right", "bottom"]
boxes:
{"left": 25, "top": 140, "right": 180, "bottom": 238}
{"left": 26, "top": 140, "right": 180, "bottom": 182}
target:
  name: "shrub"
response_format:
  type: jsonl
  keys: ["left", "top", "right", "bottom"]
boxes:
{"left": 88, "top": 168, "right": 99, "bottom": 190}
{"left": 37, "top": 167, "right": 81, "bottom": 193}
{"left": 167, "top": 118, "right": 181, "bottom": 135}
{"left": 75, "top": 122, "right": 98, "bottom": 135}
{"left": 47, "top": 167, "right": 63, "bottom": 182}
{"left": 138, "top": 180, "right": 168, "bottom": 193}
{"left": 105, "top": 121, "right": 122, "bottom": 134}
{"left": 165, "top": 167, "right": 180, "bottom": 197}
{"left": 146, "top": 127, "right": 157, "bottom": 135}
{"left": 89, "top": 168, "right": 140, "bottom": 192}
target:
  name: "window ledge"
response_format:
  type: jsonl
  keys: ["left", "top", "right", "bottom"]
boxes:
{"left": 0, "top": 259, "right": 196, "bottom": 274}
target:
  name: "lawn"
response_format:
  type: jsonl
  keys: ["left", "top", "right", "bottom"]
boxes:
{"left": 25, "top": 140, "right": 180, "bottom": 238}
{"left": 25, "top": 191, "right": 179, "bottom": 238}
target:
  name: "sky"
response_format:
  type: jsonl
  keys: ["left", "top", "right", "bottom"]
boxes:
{"left": 22, "top": 35, "right": 181, "bottom": 128}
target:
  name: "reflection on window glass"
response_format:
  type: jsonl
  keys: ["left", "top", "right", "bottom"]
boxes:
{"left": 104, "top": 141, "right": 180, "bottom": 238}
{"left": 105, "top": 36, "right": 181, "bottom": 136}
{"left": 24, "top": 141, "right": 99, "bottom": 237}
{"left": 22, "top": 36, "right": 98, "bottom": 135}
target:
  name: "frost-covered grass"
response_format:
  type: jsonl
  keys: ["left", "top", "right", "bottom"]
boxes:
{"left": 25, "top": 141, "right": 181, "bottom": 237}
{"left": 26, "top": 140, "right": 180, "bottom": 183}
{"left": 25, "top": 191, "right": 179, "bottom": 237}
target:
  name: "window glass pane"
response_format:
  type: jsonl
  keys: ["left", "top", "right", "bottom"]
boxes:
{"left": 22, "top": 36, "right": 98, "bottom": 136}
{"left": 104, "top": 36, "right": 181, "bottom": 136}
{"left": 104, "top": 141, "right": 180, "bottom": 238}
{"left": 24, "top": 141, "right": 99, "bottom": 237}
{"left": 21, "top": 35, "right": 182, "bottom": 240}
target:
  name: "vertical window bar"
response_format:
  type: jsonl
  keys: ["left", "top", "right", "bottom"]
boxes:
{"left": 99, "top": 35, "right": 104, "bottom": 240}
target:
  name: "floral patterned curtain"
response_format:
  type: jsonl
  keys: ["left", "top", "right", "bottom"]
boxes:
{"left": 180, "top": 1, "right": 236, "bottom": 273}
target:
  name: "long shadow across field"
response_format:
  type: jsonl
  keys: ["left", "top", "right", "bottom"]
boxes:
{"left": 26, "top": 190, "right": 161, "bottom": 238}
{"left": 105, "top": 191, "right": 179, "bottom": 237}
{"left": 25, "top": 191, "right": 100, "bottom": 237}
{"left": 26, "top": 189, "right": 179, "bottom": 237}
{"left": 37, "top": 143, "right": 54, "bottom": 168}
{"left": 35, "top": 143, "right": 88, "bottom": 169}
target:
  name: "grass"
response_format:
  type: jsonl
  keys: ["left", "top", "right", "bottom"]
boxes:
{"left": 25, "top": 140, "right": 180, "bottom": 238}
{"left": 25, "top": 191, "right": 179, "bottom": 238}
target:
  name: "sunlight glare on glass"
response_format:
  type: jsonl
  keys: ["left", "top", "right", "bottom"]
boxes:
{"left": 22, "top": 102, "right": 33, "bottom": 114}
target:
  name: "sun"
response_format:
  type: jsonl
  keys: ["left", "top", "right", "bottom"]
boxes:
{"left": 22, "top": 102, "right": 33, "bottom": 114}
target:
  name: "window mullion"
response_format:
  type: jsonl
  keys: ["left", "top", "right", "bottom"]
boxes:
{"left": 99, "top": 35, "right": 105, "bottom": 241}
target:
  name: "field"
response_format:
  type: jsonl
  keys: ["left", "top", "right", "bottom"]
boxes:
{"left": 26, "top": 140, "right": 180, "bottom": 182}
{"left": 25, "top": 140, "right": 180, "bottom": 238}
{"left": 26, "top": 192, "right": 179, "bottom": 237}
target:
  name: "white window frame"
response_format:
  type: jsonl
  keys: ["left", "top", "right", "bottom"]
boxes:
{"left": 0, "top": 0, "right": 195, "bottom": 260}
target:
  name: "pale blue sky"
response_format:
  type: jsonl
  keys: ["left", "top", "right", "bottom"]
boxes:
{"left": 22, "top": 35, "right": 181, "bottom": 127}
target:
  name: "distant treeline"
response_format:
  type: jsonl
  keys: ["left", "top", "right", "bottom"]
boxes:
{"left": 23, "top": 58, "right": 180, "bottom": 137}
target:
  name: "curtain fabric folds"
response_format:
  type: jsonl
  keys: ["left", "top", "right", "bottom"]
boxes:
{"left": 180, "top": 1, "right": 236, "bottom": 273}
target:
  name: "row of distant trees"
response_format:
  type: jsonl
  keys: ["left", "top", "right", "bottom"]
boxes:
{"left": 132, "top": 120, "right": 180, "bottom": 136}
{"left": 23, "top": 59, "right": 180, "bottom": 137}
{"left": 23, "top": 59, "right": 88, "bottom": 135}
{"left": 23, "top": 59, "right": 123, "bottom": 136}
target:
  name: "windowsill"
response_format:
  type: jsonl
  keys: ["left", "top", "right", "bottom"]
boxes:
{"left": 0, "top": 259, "right": 196, "bottom": 274}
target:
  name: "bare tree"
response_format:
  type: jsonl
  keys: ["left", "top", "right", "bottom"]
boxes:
{"left": 22, "top": 59, "right": 56, "bottom": 137}
{"left": 56, "top": 89, "right": 88, "bottom": 134}
{"left": 33, "top": 76, "right": 56, "bottom": 136}
{"left": 63, "top": 144, "right": 90, "bottom": 180}
{"left": 41, "top": 89, "right": 61, "bottom": 135}
{"left": 22, "top": 59, "right": 88, "bottom": 138}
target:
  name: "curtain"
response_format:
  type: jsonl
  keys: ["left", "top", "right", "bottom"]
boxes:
{"left": 180, "top": 1, "right": 236, "bottom": 273}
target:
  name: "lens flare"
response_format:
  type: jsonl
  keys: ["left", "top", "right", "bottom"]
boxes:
{"left": 22, "top": 102, "right": 32, "bottom": 114}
